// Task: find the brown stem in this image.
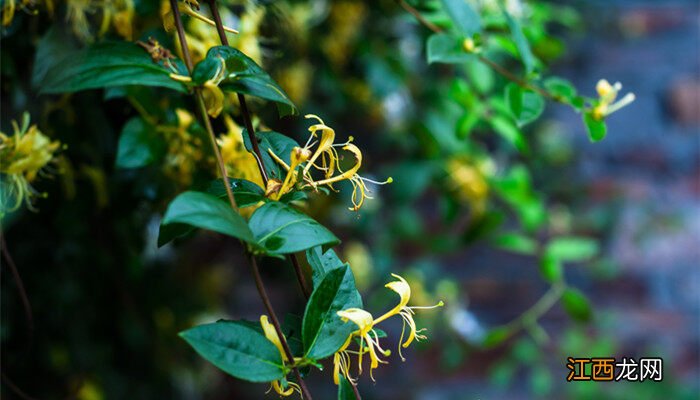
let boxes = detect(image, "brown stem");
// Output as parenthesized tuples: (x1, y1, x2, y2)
(397, 0, 557, 102)
(0, 234, 34, 339)
(205, 0, 311, 300)
(248, 254, 313, 400)
(351, 381, 362, 400)
(170, 2, 312, 397)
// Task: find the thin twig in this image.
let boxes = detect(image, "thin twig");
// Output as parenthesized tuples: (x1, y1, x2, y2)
(351, 380, 362, 400)
(205, 0, 312, 300)
(0, 234, 34, 339)
(170, 2, 312, 398)
(1, 371, 38, 400)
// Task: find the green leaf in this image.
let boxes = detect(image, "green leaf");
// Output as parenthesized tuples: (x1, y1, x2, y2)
(490, 115, 528, 153)
(303, 266, 362, 360)
(503, 12, 536, 74)
(306, 246, 346, 288)
(482, 327, 512, 348)
(492, 233, 537, 255)
(539, 254, 562, 283)
(440, 0, 481, 36)
(39, 41, 188, 94)
(248, 202, 339, 256)
(427, 33, 474, 64)
(242, 130, 299, 181)
(505, 83, 545, 126)
(545, 237, 599, 262)
(338, 375, 357, 400)
(115, 117, 164, 168)
(192, 46, 298, 116)
(207, 178, 266, 208)
(281, 314, 305, 358)
(162, 191, 255, 243)
(583, 112, 607, 142)
(544, 77, 577, 103)
(561, 288, 592, 322)
(157, 223, 194, 247)
(179, 320, 285, 382)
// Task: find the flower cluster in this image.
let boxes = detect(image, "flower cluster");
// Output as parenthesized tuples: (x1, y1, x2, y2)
(268, 114, 392, 211)
(592, 79, 635, 120)
(333, 274, 443, 385)
(0, 113, 62, 215)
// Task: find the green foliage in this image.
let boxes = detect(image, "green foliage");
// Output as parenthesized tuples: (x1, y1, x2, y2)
(427, 33, 474, 64)
(208, 179, 266, 208)
(179, 320, 286, 382)
(584, 112, 608, 142)
(503, 11, 537, 74)
(192, 46, 297, 116)
(115, 117, 164, 168)
(302, 265, 362, 360)
(337, 375, 356, 400)
(243, 130, 299, 181)
(440, 0, 481, 36)
(162, 191, 255, 243)
(38, 41, 188, 94)
(492, 232, 537, 255)
(546, 237, 599, 262)
(248, 202, 339, 256)
(306, 246, 346, 288)
(505, 83, 545, 126)
(561, 288, 593, 322)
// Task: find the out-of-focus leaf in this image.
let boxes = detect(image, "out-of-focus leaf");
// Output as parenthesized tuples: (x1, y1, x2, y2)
(503, 11, 537, 74)
(489, 115, 528, 153)
(39, 42, 188, 94)
(192, 46, 297, 116)
(561, 288, 592, 322)
(492, 232, 537, 255)
(539, 253, 562, 282)
(583, 112, 607, 142)
(505, 83, 545, 126)
(545, 237, 599, 262)
(440, 0, 481, 36)
(427, 33, 474, 64)
(544, 77, 577, 103)
(115, 118, 164, 169)
(179, 320, 285, 382)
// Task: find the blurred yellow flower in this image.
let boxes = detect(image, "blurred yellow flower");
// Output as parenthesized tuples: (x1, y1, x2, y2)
(0, 113, 61, 214)
(218, 115, 264, 188)
(446, 157, 491, 214)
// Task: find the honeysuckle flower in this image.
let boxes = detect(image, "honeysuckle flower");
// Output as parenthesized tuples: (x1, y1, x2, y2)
(592, 79, 635, 120)
(156, 108, 204, 187)
(2, 0, 52, 26)
(0, 113, 61, 215)
(268, 114, 392, 210)
(260, 315, 301, 397)
(445, 157, 491, 214)
(334, 274, 443, 384)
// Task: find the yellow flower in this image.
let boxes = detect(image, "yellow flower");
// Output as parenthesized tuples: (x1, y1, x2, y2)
(269, 114, 392, 210)
(218, 115, 264, 189)
(259, 315, 301, 397)
(157, 109, 204, 187)
(445, 156, 491, 214)
(334, 274, 443, 384)
(592, 79, 635, 120)
(0, 113, 61, 214)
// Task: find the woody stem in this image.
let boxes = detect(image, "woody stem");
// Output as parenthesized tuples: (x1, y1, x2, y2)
(205, 0, 312, 300)
(170, 1, 313, 397)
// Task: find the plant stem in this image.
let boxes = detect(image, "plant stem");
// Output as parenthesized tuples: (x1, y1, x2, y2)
(169, 2, 312, 397)
(0, 233, 33, 339)
(205, 0, 312, 300)
(397, 0, 556, 102)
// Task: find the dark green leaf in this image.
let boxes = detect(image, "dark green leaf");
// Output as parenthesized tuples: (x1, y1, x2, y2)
(207, 178, 266, 208)
(115, 117, 164, 168)
(505, 83, 545, 126)
(303, 266, 362, 360)
(545, 237, 599, 262)
(157, 223, 194, 247)
(561, 288, 592, 322)
(179, 320, 285, 382)
(492, 233, 537, 255)
(39, 42, 188, 94)
(426, 33, 474, 64)
(192, 46, 297, 116)
(503, 12, 536, 74)
(306, 246, 346, 288)
(338, 375, 357, 400)
(162, 191, 255, 243)
(281, 314, 305, 358)
(482, 327, 512, 348)
(248, 202, 339, 256)
(583, 112, 607, 142)
(440, 0, 481, 36)
(242, 130, 299, 181)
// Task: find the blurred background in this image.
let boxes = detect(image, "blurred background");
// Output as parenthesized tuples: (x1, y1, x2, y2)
(1, 0, 698, 399)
